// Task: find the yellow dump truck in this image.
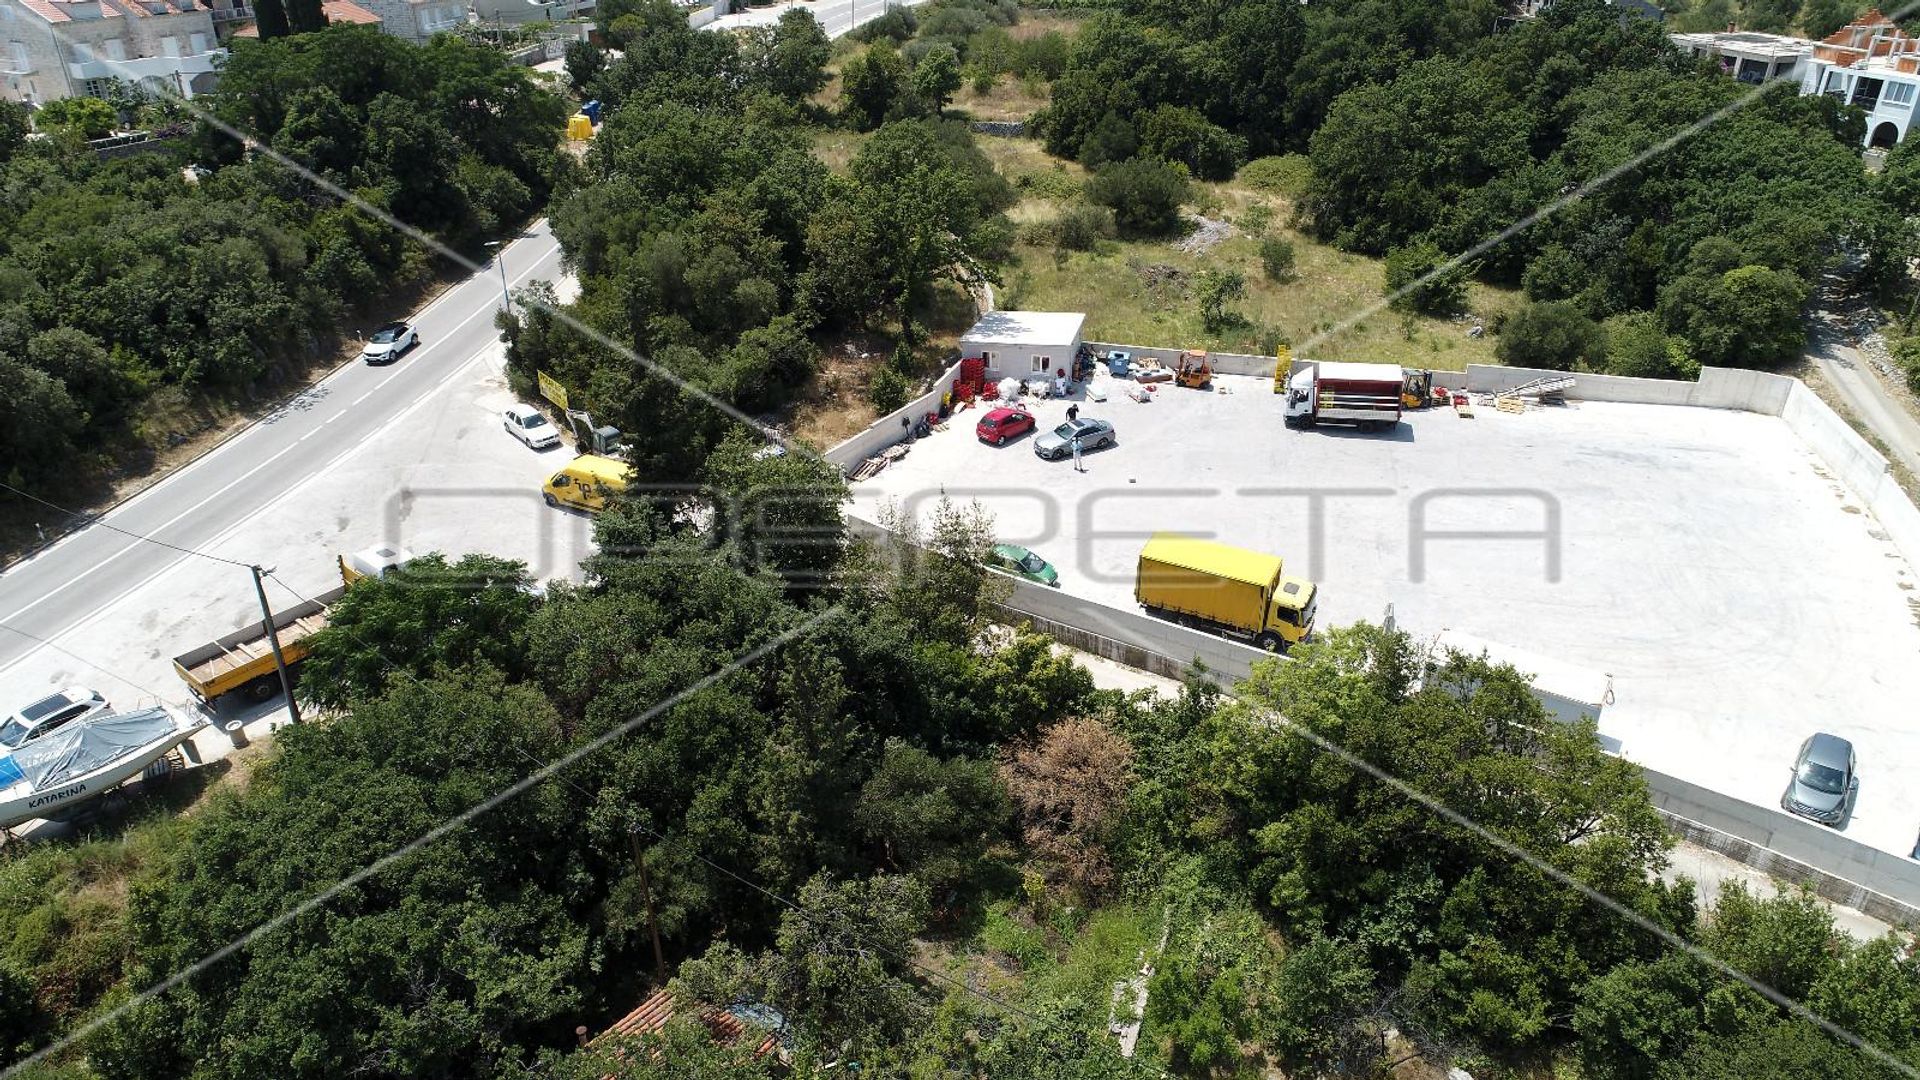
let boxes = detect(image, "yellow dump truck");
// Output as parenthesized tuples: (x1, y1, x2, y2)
(172, 546, 412, 712)
(1134, 533, 1317, 652)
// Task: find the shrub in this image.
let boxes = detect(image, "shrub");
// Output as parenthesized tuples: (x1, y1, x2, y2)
(1079, 112, 1137, 170)
(868, 365, 912, 414)
(1260, 236, 1296, 282)
(1237, 154, 1313, 198)
(1053, 204, 1113, 252)
(1897, 336, 1920, 394)
(1384, 239, 1470, 317)
(1085, 159, 1189, 238)
(1496, 301, 1605, 371)
(1197, 269, 1247, 333)
(850, 5, 916, 42)
(1600, 311, 1697, 380)
(1138, 105, 1246, 182)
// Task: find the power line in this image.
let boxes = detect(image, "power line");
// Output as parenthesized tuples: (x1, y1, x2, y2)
(0, 480, 255, 570)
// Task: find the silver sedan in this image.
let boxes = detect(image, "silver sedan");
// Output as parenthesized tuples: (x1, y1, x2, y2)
(1033, 418, 1116, 461)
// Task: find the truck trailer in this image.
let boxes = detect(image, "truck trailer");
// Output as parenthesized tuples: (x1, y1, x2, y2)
(1283, 360, 1404, 430)
(172, 546, 412, 714)
(1134, 533, 1317, 652)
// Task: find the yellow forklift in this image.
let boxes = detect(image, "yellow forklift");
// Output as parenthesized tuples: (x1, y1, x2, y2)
(1402, 368, 1436, 409)
(1174, 350, 1213, 389)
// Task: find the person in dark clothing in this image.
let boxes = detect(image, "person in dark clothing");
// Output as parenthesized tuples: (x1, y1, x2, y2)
(1066, 404, 1079, 422)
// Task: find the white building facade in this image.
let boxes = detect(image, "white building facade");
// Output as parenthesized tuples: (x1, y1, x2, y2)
(960, 310, 1086, 377)
(3, 0, 223, 105)
(1797, 10, 1920, 149)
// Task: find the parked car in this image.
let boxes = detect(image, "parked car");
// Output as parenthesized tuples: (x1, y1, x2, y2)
(361, 321, 419, 364)
(976, 407, 1035, 445)
(988, 544, 1059, 586)
(1781, 732, 1858, 827)
(503, 405, 561, 449)
(0, 687, 110, 750)
(1033, 418, 1116, 460)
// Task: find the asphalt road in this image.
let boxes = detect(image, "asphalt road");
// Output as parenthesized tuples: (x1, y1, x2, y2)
(0, 0, 912, 685)
(1807, 283, 1920, 479)
(0, 220, 564, 679)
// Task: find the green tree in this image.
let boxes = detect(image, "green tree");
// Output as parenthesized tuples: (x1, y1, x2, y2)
(1138, 104, 1246, 182)
(0, 356, 85, 489)
(299, 553, 537, 711)
(840, 42, 909, 131)
(1573, 952, 1707, 1080)
(1383, 239, 1469, 317)
(1262, 934, 1381, 1074)
(1078, 112, 1138, 169)
(1085, 159, 1189, 238)
(853, 741, 1009, 885)
(1196, 269, 1247, 333)
(564, 39, 607, 95)
(1496, 301, 1606, 370)
(1803, 0, 1864, 38)
(1601, 311, 1698, 380)
(0, 100, 28, 165)
(700, 428, 847, 587)
(33, 97, 115, 139)
(1657, 263, 1809, 370)
(743, 9, 831, 101)
(912, 44, 963, 113)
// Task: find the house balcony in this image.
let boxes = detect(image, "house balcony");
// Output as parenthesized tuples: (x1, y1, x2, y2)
(69, 49, 223, 83)
(209, 3, 254, 19)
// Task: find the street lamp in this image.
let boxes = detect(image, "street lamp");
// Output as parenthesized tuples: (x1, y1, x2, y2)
(483, 239, 513, 315)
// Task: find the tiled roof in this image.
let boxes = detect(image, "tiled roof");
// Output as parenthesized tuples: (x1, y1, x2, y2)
(592, 990, 779, 1076)
(322, 0, 380, 24)
(17, 0, 71, 22)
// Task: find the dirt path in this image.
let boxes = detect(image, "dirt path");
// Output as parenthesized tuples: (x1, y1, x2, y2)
(1808, 271, 1920, 479)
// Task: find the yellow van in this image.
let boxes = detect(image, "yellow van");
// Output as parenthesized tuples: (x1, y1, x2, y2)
(542, 454, 631, 513)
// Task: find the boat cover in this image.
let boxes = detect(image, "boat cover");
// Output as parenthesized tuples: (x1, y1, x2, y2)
(0, 707, 179, 791)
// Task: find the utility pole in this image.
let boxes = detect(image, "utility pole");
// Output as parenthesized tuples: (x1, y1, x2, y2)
(629, 828, 667, 983)
(484, 239, 513, 315)
(250, 565, 302, 725)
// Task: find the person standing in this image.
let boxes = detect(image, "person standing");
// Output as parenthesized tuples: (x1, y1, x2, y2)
(1071, 436, 1084, 472)
(1066, 403, 1079, 423)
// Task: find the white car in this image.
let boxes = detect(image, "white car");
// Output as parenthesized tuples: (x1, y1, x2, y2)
(503, 405, 561, 449)
(361, 321, 419, 364)
(1, 687, 110, 750)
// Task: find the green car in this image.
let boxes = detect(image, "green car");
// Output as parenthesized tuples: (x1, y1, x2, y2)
(989, 544, 1060, 586)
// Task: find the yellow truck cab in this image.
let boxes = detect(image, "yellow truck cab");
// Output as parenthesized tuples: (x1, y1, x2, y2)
(543, 454, 631, 513)
(1134, 533, 1317, 652)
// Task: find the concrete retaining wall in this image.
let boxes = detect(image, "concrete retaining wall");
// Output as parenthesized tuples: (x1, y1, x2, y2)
(822, 361, 965, 469)
(1644, 765, 1920, 925)
(1084, 341, 1277, 378)
(850, 510, 1920, 915)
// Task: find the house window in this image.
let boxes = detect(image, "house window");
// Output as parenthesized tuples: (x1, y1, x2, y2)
(188, 31, 207, 53)
(159, 35, 179, 58)
(1825, 71, 1848, 95)
(1888, 81, 1916, 106)
(6, 41, 27, 73)
(1030, 354, 1051, 373)
(81, 77, 114, 97)
(102, 38, 125, 61)
(70, 41, 93, 63)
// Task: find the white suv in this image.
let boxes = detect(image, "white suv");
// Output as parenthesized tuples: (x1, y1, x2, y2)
(1, 687, 110, 749)
(361, 321, 419, 364)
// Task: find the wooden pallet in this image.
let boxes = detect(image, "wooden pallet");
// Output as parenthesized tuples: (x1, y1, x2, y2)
(1496, 397, 1527, 415)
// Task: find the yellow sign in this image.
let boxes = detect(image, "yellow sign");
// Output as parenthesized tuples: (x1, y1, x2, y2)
(537, 370, 569, 410)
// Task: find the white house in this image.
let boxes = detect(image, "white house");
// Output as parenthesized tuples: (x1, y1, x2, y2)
(1669, 29, 1811, 85)
(1798, 8, 1920, 148)
(959, 310, 1085, 378)
(2, 0, 223, 105)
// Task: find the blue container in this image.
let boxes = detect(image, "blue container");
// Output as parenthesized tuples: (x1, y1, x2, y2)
(580, 99, 603, 124)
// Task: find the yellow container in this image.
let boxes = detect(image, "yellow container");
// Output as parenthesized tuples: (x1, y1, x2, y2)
(567, 113, 594, 141)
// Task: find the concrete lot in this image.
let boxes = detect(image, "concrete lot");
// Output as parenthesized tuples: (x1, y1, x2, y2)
(853, 371, 1920, 862)
(0, 339, 596, 771)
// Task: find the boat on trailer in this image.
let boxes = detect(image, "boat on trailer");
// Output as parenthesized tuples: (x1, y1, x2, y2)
(0, 706, 205, 830)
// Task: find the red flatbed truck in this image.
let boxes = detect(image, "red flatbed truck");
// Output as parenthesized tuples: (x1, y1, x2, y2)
(1282, 360, 1405, 431)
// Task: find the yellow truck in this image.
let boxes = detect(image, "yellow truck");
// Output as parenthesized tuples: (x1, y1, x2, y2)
(172, 547, 412, 712)
(542, 454, 631, 513)
(1134, 533, 1317, 652)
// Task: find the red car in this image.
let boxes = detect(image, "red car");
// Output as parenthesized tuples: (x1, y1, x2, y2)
(975, 407, 1035, 445)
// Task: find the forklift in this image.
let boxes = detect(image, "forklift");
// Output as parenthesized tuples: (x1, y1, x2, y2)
(1174, 350, 1213, 389)
(1401, 368, 1436, 409)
